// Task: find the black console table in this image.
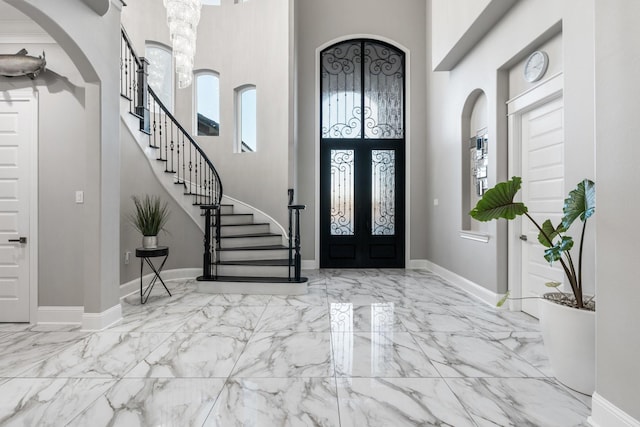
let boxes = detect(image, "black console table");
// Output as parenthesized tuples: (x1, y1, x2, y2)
(136, 246, 171, 304)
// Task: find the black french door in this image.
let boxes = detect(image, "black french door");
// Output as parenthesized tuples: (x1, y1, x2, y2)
(319, 39, 405, 268)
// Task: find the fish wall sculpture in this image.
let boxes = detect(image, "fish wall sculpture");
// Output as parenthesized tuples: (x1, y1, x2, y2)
(0, 49, 46, 79)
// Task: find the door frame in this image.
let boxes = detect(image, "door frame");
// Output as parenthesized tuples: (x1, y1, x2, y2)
(506, 72, 563, 311)
(313, 34, 411, 269)
(0, 89, 39, 323)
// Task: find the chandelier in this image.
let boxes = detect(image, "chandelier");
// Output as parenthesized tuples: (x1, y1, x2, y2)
(163, 0, 202, 88)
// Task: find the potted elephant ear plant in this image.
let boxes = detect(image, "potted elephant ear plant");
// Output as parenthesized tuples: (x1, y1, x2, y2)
(129, 195, 170, 249)
(470, 176, 596, 395)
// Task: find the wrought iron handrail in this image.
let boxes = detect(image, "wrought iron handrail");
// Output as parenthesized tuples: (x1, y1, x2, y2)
(288, 189, 306, 282)
(120, 26, 223, 280)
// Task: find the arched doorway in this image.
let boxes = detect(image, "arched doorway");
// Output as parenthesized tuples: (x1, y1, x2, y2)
(319, 39, 405, 268)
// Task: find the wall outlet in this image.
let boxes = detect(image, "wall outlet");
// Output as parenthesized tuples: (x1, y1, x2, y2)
(433, 198, 439, 206)
(124, 251, 131, 265)
(75, 191, 84, 204)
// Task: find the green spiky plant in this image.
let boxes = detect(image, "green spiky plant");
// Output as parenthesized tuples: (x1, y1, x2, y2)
(470, 177, 595, 310)
(129, 195, 170, 236)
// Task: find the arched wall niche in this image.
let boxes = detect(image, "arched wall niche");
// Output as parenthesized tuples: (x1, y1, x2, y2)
(461, 88, 489, 234)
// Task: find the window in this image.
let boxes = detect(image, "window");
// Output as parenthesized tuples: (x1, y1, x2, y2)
(202, 0, 220, 4)
(145, 43, 173, 112)
(235, 85, 256, 152)
(195, 72, 220, 136)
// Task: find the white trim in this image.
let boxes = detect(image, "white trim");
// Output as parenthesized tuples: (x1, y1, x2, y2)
(589, 392, 640, 427)
(459, 230, 490, 243)
(120, 267, 200, 299)
(81, 304, 122, 331)
(37, 306, 83, 324)
(423, 260, 506, 308)
(406, 259, 430, 269)
(506, 74, 563, 314)
(314, 34, 412, 268)
(301, 260, 317, 270)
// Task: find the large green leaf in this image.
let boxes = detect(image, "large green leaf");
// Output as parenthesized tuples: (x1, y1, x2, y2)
(544, 236, 574, 263)
(562, 179, 595, 229)
(470, 177, 528, 222)
(537, 219, 565, 248)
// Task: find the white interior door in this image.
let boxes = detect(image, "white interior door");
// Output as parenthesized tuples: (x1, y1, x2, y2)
(0, 95, 35, 323)
(520, 96, 564, 318)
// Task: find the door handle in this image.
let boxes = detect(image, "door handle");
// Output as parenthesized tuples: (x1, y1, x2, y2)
(519, 235, 528, 241)
(8, 237, 27, 244)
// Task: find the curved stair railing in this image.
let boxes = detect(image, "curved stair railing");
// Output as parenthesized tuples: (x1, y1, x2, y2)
(120, 26, 305, 284)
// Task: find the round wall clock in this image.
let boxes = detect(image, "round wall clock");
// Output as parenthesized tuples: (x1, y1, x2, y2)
(523, 50, 549, 83)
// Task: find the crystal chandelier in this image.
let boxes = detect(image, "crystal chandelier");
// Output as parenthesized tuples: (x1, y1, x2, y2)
(163, 0, 202, 88)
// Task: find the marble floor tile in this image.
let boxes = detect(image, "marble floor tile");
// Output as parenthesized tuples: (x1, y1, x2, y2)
(446, 377, 591, 426)
(395, 304, 476, 333)
(125, 332, 248, 378)
(255, 305, 330, 332)
(489, 331, 553, 376)
(204, 378, 339, 427)
(109, 303, 198, 333)
(268, 286, 328, 306)
(0, 331, 89, 377)
(178, 305, 265, 339)
(329, 302, 407, 332)
(206, 293, 272, 306)
(67, 378, 225, 427)
(332, 332, 440, 378)
(21, 332, 170, 378)
(412, 332, 544, 378)
(0, 323, 82, 333)
(336, 377, 475, 427)
(453, 304, 540, 332)
(0, 378, 115, 427)
(231, 332, 334, 378)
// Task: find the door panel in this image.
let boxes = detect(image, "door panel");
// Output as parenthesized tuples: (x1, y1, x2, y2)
(520, 97, 564, 317)
(320, 39, 405, 268)
(0, 98, 32, 322)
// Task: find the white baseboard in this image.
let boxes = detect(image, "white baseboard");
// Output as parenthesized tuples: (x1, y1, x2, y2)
(407, 259, 430, 269)
(37, 306, 84, 324)
(589, 392, 640, 427)
(82, 304, 122, 331)
(301, 260, 317, 270)
(120, 268, 201, 299)
(422, 260, 505, 308)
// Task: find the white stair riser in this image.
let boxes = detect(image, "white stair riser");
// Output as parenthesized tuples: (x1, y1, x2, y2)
(220, 205, 234, 215)
(221, 235, 283, 248)
(220, 224, 270, 236)
(219, 249, 289, 262)
(218, 215, 254, 225)
(217, 264, 289, 277)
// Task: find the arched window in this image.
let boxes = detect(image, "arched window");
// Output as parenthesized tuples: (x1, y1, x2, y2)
(145, 43, 173, 112)
(235, 85, 256, 152)
(194, 71, 220, 136)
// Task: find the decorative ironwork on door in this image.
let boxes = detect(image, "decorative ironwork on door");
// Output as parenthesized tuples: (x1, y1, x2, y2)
(320, 39, 405, 268)
(322, 40, 404, 139)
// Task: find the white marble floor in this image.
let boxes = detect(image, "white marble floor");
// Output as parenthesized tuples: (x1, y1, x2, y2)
(0, 269, 591, 426)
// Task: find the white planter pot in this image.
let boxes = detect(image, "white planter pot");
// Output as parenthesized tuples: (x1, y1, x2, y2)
(142, 235, 158, 249)
(539, 295, 595, 395)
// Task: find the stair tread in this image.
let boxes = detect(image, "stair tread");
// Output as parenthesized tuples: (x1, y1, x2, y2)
(218, 245, 288, 251)
(218, 259, 290, 266)
(221, 233, 281, 239)
(198, 275, 308, 284)
(220, 213, 252, 217)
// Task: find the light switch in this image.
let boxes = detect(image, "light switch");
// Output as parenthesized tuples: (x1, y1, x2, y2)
(75, 191, 84, 204)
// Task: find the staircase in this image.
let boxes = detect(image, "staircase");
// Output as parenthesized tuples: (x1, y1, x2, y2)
(120, 27, 307, 293)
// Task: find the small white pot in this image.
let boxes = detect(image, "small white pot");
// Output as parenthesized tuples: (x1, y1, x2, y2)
(539, 295, 595, 395)
(142, 235, 158, 249)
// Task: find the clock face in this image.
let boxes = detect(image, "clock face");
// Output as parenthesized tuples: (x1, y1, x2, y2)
(524, 51, 549, 83)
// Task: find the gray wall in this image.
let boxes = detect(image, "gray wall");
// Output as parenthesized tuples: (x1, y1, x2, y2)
(426, 0, 596, 294)
(295, 0, 428, 264)
(594, 0, 640, 420)
(0, 41, 87, 307)
(120, 121, 202, 284)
